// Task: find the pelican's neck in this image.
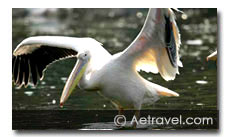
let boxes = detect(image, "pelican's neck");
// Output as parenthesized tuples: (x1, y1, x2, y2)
(78, 62, 101, 91)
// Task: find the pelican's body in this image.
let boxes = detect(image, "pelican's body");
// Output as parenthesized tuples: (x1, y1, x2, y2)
(80, 53, 161, 109)
(13, 8, 182, 127)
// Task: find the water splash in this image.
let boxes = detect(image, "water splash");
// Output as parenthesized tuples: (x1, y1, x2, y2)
(186, 39, 203, 45)
(196, 103, 204, 106)
(24, 91, 34, 96)
(195, 80, 208, 85)
(50, 86, 56, 89)
(52, 99, 56, 104)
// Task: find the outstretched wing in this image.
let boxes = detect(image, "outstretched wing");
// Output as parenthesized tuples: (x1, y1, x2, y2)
(12, 36, 108, 87)
(119, 8, 183, 81)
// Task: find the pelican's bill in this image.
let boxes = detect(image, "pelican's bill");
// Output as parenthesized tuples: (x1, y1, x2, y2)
(60, 59, 88, 107)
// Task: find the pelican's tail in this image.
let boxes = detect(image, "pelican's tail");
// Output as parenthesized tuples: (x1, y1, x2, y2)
(146, 81, 179, 97)
(156, 86, 179, 97)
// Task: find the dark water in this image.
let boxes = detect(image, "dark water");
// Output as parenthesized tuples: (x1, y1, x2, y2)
(13, 110, 218, 130)
(12, 8, 217, 129)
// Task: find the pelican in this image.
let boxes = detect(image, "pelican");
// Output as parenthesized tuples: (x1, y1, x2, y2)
(13, 8, 182, 127)
(207, 50, 217, 62)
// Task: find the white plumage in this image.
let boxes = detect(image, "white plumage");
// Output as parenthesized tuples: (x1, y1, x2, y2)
(13, 8, 182, 127)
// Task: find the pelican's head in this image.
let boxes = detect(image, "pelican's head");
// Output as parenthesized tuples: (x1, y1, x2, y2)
(78, 51, 91, 61)
(60, 51, 91, 107)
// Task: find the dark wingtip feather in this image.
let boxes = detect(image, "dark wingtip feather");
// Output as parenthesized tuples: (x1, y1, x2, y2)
(12, 56, 16, 72)
(12, 56, 17, 83)
(165, 16, 177, 68)
(30, 58, 38, 86)
(18, 57, 25, 86)
(24, 56, 30, 87)
(15, 56, 21, 85)
(13, 46, 78, 87)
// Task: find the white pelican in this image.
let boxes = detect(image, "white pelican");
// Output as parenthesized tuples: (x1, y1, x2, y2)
(207, 50, 217, 61)
(13, 8, 182, 127)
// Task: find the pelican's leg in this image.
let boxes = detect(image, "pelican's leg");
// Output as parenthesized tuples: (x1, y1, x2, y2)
(132, 110, 140, 128)
(118, 106, 125, 123)
(111, 101, 125, 127)
(111, 101, 124, 116)
(115, 105, 125, 127)
(118, 106, 124, 115)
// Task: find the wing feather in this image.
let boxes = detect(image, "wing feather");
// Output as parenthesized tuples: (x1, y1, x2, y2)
(12, 37, 82, 87)
(13, 45, 77, 87)
(13, 36, 110, 87)
(119, 8, 182, 81)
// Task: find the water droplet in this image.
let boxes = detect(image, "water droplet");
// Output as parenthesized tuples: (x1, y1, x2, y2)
(47, 93, 51, 97)
(31, 86, 36, 89)
(192, 69, 196, 73)
(196, 103, 204, 106)
(52, 99, 56, 104)
(103, 104, 106, 108)
(108, 11, 115, 17)
(50, 86, 56, 89)
(117, 19, 125, 28)
(197, 57, 201, 61)
(15, 87, 20, 90)
(61, 77, 67, 83)
(24, 91, 33, 96)
(201, 67, 205, 70)
(186, 39, 203, 46)
(196, 80, 208, 85)
(136, 12, 143, 18)
(41, 81, 46, 85)
(199, 46, 209, 51)
(188, 51, 201, 57)
(181, 13, 188, 20)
